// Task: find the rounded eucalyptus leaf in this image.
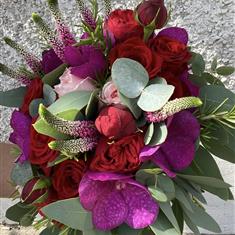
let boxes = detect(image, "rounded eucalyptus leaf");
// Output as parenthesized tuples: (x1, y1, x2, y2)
(112, 58, 149, 98)
(149, 122, 168, 146)
(43, 84, 57, 105)
(137, 84, 175, 112)
(29, 98, 46, 118)
(144, 123, 154, 145)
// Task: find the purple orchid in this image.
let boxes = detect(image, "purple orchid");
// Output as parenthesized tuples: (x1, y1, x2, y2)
(79, 171, 159, 231)
(64, 45, 106, 79)
(9, 110, 31, 163)
(41, 49, 63, 74)
(140, 111, 200, 178)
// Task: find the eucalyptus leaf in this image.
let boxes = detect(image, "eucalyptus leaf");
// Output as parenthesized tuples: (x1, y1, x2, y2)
(172, 201, 184, 233)
(149, 187, 168, 202)
(201, 72, 224, 86)
(137, 84, 174, 112)
(216, 66, 235, 76)
(43, 84, 57, 105)
(11, 161, 33, 186)
(85, 89, 99, 119)
(119, 92, 142, 119)
(188, 74, 207, 87)
(157, 175, 175, 201)
(191, 53, 205, 76)
(144, 123, 154, 145)
(112, 58, 149, 98)
(29, 98, 47, 118)
(149, 122, 168, 146)
(184, 213, 201, 235)
(42, 63, 67, 86)
(148, 77, 167, 85)
(0, 87, 27, 107)
(41, 198, 93, 230)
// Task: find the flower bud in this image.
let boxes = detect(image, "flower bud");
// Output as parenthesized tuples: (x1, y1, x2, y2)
(21, 177, 51, 204)
(136, 0, 167, 29)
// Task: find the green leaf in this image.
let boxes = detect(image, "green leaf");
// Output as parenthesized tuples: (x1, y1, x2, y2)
(149, 187, 168, 202)
(43, 84, 57, 105)
(201, 72, 224, 86)
(159, 202, 180, 233)
(47, 90, 92, 114)
(6, 202, 36, 223)
(149, 122, 168, 146)
(33, 109, 81, 139)
(177, 174, 231, 189)
(112, 224, 142, 235)
(191, 53, 205, 76)
(119, 92, 142, 119)
(39, 226, 61, 235)
(172, 201, 184, 233)
(137, 84, 174, 112)
(157, 175, 175, 201)
(150, 212, 181, 235)
(0, 87, 27, 107)
(112, 58, 149, 98)
(148, 77, 167, 85)
(41, 198, 93, 230)
(85, 89, 99, 119)
(10, 161, 33, 186)
(181, 199, 221, 233)
(29, 98, 47, 118)
(216, 66, 235, 76)
(184, 213, 201, 235)
(188, 74, 207, 87)
(20, 213, 35, 227)
(211, 57, 217, 72)
(144, 123, 154, 145)
(83, 230, 112, 235)
(42, 63, 68, 86)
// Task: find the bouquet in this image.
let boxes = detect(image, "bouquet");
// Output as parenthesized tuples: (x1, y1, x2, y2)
(0, 0, 234, 234)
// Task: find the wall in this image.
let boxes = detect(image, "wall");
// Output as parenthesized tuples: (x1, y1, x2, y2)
(0, 0, 234, 234)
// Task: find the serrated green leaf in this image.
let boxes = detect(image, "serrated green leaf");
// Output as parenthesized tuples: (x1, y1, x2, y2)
(144, 123, 154, 145)
(0, 87, 27, 107)
(11, 161, 33, 186)
(112, 58, 149, 98)
(42, 63, 67, 86)
(192, 54, 205, 76)
(41, 198, 93, 231)
(216, 66, 235, 76)
(149, 122, 168, 146)
(137, 84, 174, 112)
(119, 92, 142, 119)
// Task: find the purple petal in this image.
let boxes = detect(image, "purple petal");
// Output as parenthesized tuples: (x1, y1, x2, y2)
(92, 191, 127, 231)
(87, 171, 132, 182)
(157, 27, 189, 45)
(64, 46, 86, 66)
(79, 174, 113, 210)
(122, 184, 158, 229)
(140, 146, 160, 162)
(179, 71, 199, 97)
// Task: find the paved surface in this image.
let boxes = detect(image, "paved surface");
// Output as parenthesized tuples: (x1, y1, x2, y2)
(0, 0, 234, 234)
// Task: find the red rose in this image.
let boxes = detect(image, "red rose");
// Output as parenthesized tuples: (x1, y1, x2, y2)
(109, 37, 162, 78)
(20, 78, 43, 115)
(159, 71, 191, 99)
(137, 0, 167, 29)
(52, 160, 86, 199)
(89, 133, 144, 173)
(149, 36, 191, 76)
(29, 122, 58, 165)
(105, 9, 143, 43)
(95, 106, 136, 139)
(21, 177, 50, 204)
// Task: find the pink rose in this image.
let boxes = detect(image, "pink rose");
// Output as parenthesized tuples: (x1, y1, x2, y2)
(100, 81, 121, 105)
(54, 68, 96, 97)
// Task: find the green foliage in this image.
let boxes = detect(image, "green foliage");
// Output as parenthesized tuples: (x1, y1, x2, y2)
(39, 226, 62, 235)
(157, 175, 175, 201)
(191, 53, 205, 76)
(112, 58, 149, 98)
(112, 224, 143, 235)
(216, 66, 235, 76)
(211, 57, 218, 72)
(11, 161, 33, 186)
(147, 122, 168, 146)
(85, 89, 99, 119)
(41, 198, 93, 231)
(0, 87, 27, 107)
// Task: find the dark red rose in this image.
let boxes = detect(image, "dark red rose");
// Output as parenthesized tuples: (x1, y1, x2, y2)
(29, 122, 58, 165)
(20, 78, 43, 115)
(21, 177, 50, 204)
(149, 35, 191, 76)
(105, 9, 143, 43)
(52, 160, 86, 199)
(109, 37, 162, 78)
(159, 71, 191, 99)
(95, 106, 136, 139)
(89, 133, 144, 173)
(137, 0, 167, 28)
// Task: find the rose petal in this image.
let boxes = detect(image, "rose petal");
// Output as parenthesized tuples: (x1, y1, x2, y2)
(79, 174, 113, 210)
(87, 171, 132, 182)
(92, 191, 127, 231)
(157, 27, 189, 45)
(122, 184, 158, 229)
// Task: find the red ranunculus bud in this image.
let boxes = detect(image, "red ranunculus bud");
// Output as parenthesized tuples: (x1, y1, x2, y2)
(137, 0, 168, 29)
(21, 177, 51, 204)
(95, 106, 137, 140)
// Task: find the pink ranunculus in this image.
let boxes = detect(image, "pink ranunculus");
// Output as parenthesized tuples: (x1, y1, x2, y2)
(100, 81, 121, 105)
(54, 68, 96, 97)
